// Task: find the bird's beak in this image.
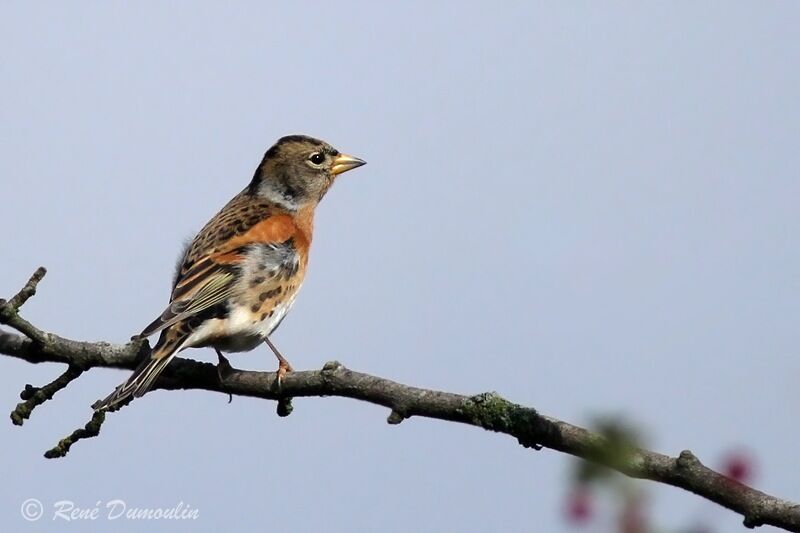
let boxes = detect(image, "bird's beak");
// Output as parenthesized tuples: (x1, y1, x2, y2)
(331, 153, 366, 176)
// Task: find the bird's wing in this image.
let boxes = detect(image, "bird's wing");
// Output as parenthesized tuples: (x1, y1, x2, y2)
(140, 191, 301, 338)
(172, 191, 277, 286)
(139, 259, 238, 337)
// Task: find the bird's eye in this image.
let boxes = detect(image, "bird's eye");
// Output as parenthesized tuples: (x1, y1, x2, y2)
(309, 153, 325, 165)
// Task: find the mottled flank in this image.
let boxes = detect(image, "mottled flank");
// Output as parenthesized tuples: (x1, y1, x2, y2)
(259, 288, 281, 301)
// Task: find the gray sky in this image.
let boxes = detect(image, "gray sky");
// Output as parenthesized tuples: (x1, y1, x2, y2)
(1, 2, 798, 532)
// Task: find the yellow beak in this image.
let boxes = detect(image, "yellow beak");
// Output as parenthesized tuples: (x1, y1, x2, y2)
(331, 153, 367, 176)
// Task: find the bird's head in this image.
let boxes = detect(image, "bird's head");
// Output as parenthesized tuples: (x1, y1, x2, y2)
(249, 135, 366, 209)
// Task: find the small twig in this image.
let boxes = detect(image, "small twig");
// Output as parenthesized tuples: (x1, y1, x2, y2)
(11, 365, 84, 426)
(44, 410, 108, 459)
(387, 410, 405, 424)
(0, 269, 50, 344)
(7, 267, 46, 310)
(48, 394, 132, 458)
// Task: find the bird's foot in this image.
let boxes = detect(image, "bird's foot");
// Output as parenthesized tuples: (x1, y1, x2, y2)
(265, 336, 293, 388)
(215, 349, 234, 382)
(276, 358, 294, 388)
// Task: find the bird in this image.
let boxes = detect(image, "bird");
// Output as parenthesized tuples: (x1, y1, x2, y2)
(93, 134, 366, 410)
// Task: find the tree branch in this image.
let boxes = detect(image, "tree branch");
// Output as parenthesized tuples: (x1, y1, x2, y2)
(11, 364, 84, 426)
(1, 269, 798, 531)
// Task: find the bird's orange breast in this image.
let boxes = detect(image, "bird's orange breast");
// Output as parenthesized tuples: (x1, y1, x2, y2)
(212, 209, 313, 266)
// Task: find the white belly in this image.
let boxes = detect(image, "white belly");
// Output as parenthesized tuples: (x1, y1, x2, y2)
(183, 290, 300, 353)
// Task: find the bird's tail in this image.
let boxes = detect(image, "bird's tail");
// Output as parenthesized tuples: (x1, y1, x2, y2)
(93, 331, 186, 411)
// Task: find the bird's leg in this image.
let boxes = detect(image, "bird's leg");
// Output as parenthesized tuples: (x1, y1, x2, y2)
(215, 348, 234, 382)
(265, 336, 293, 386)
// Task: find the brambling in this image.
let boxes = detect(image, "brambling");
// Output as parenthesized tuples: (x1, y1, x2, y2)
(94, 135, 366, 410)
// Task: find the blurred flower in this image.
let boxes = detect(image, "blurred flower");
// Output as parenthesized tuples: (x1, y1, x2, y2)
(565, 486, 593, 524)
(720, 450, 755, 484)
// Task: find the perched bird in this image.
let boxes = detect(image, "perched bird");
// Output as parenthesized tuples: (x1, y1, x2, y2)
(94, 135, 366, 410)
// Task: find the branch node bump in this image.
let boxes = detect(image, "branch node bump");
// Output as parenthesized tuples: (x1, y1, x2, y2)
(322, 360, 343, 372)
(517, 437, 543, 451)
(387, 409, 406, 425)
(676, 449, 700, 470)
(20, 384, 39, 400)
(277, 397, 293, 417)
(743, 514, 763, 529)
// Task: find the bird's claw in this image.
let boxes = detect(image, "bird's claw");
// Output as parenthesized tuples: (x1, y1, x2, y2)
(216, 349, 234, 382)
(276, 359, 293, 388)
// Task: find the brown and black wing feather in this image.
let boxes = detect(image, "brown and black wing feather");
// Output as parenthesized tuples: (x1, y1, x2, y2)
(174, 191, 280, 282)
